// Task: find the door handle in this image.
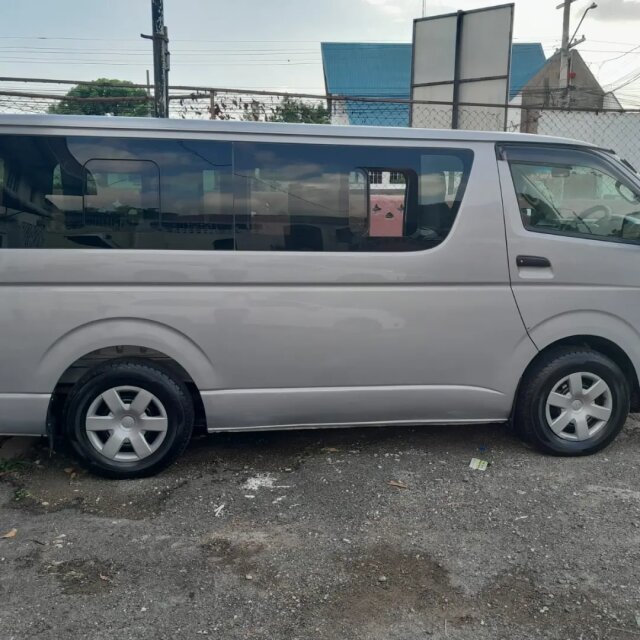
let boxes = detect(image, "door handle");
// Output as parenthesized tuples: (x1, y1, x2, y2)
(516, 255, 551, 268)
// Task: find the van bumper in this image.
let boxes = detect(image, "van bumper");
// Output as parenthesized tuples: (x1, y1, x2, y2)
(0, 394, 50, 436)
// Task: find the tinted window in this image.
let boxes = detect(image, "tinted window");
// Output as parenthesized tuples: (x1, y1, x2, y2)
(0, 157, 4, 247)
(0, 135, 233, 249)
(67, 159, 159, 248)
(0, 135, 472, 252)
(233, 142, 473, 252)
(506, 146, 640, 244)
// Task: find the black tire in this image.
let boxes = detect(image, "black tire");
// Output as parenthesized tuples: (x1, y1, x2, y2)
(515, 347, 630, 456)
(63, 359, 194, 479)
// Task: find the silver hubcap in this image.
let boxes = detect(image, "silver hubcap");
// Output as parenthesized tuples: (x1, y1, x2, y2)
(545, 372, 613, 442)
(85, 386, 168, 462)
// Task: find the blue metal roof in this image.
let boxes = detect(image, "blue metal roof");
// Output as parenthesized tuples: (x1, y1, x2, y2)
(509, 43, 546, 97)
(321, 43, 413, 98)
(321, 42, 546, 126)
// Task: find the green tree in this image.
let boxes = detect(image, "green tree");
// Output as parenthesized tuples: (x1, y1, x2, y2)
(267, 97, 330, 124)
(48, 78, 150, 117)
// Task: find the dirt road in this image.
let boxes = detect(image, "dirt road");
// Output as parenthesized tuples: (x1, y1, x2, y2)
(1, 419, 639, 639)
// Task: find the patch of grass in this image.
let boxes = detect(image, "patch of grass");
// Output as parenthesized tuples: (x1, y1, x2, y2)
(0, 459, 29, 474)
(13, 487, 30, 501)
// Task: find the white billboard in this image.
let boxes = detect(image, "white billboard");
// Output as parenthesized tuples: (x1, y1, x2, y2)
(410, 3, 514, 130)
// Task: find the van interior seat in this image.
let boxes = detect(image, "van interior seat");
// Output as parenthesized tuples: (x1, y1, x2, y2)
(418, 172, 453, 236)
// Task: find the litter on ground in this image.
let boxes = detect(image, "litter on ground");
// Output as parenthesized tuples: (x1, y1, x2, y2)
(469, 458, 489, 471)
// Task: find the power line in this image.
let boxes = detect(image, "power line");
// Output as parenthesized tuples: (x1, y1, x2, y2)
(0, 58, 322, 66)
(0, 52, 322, 59)
(578, 48, 640, 55)
(609, 71, 640, 92)
(604, 64, 640, 87)
(1, 34, 624, 44)
(0, 46, 321, 54)
(0, 36, 393, 43)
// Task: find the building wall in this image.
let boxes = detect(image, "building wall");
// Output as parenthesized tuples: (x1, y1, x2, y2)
(521, 51, 605, 110)
(330, 100, 350, 126)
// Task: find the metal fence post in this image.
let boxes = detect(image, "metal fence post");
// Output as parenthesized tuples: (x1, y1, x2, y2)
(209, 90, 216, 119)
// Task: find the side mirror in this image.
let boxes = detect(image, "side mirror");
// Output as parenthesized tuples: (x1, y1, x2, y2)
(616, 180, 640, 204)
(621, 215, 640, 241)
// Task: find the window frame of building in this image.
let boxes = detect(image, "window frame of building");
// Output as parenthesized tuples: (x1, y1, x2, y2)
(368, 170, 383, 185)
(389, 170, 406, 185)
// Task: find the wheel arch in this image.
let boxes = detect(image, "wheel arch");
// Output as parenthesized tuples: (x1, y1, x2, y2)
(514, 334, 640, 415)
(40, 318, 216, 437)
(38, 317, 216, 391)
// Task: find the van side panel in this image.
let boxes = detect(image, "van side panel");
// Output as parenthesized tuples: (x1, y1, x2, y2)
(0, 137, 535, 434)
(498, 157, 640, 383)
(0, 395, 50, 436)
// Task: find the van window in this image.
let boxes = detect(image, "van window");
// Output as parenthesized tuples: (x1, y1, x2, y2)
(0, 134, 472, 252)
(77, 159, 160, 248)
(0, 157, 4, 247)
(0, 135, 233, 250)
(506, 147, 640, 243)
(367, 169, 408, 239)
(233, 142, 473, 251)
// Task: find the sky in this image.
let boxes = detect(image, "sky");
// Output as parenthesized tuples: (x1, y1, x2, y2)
(2, 0, 640, 105)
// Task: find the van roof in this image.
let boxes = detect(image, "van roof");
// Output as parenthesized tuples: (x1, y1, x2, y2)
(0, 113, 594, 148)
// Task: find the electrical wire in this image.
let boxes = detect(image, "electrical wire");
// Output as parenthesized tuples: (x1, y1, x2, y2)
(0, 61, 322, 67)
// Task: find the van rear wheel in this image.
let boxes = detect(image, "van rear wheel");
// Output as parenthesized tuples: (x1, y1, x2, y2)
(64, 359, 194, 479)
(515, 347, 629, 456)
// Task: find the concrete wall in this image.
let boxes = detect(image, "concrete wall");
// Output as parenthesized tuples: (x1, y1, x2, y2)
(521, 51, 605, 110)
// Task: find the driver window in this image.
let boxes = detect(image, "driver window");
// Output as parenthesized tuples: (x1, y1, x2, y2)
(509, 159, 640, 242)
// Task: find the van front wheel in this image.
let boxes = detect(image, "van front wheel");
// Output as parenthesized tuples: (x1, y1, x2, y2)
(64, 360, 194, 478)
(515, 347, 630, 456)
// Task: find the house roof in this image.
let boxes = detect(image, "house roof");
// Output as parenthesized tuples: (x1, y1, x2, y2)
(321, 41, 546, 100)
(523, 49, 604, 94)
(321, 43, 413, 98)
(509, 43, 547, 97)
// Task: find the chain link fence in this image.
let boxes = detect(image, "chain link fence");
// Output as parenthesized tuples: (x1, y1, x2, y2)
(0, 91, 58, 115)
(1, 78, 640, 166)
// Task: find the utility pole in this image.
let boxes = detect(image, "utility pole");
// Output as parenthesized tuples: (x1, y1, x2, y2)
(556, 1, 597, 107)
(141, 0, 170, 118)
(557, 0, 575, 99)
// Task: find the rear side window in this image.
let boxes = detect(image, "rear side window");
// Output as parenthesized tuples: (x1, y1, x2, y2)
(504, 145, 640, 244)
(0, 135, 233, 250)
(233, 142, 473, 251)
(0, 157, 4, 248)
(0, 134, 472, 252)
(64, 160, 159, 248)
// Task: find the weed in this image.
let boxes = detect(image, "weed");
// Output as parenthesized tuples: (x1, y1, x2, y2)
(0, 459, 29, 474)
(13, 487, 30, 501)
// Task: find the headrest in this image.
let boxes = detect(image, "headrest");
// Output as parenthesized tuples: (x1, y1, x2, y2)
(420, 172, 447, 205)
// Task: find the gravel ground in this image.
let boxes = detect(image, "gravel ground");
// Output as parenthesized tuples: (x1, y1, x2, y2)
(1, 418, 640, 640)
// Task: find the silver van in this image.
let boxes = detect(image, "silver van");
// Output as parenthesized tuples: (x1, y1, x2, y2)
(1, 114, 639, 478)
